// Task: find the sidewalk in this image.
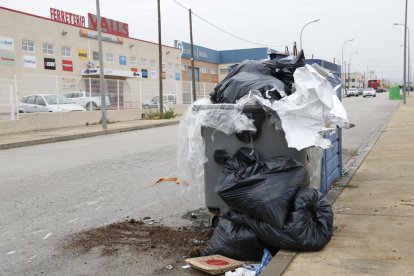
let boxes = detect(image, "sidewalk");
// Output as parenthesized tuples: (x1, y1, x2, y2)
(0, 117, 181, 150)
(275, 100, 414, 275)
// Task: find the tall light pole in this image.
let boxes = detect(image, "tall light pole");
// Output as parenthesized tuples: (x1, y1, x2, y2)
(157, 0, 163, 116)
(366, 59, 374, 87)
(394, 22, 411, 95)
(299, 19, 320, 50)
(348, 51, 358, 89)
(96, 0, 107, 130)
(341, 39, 354, 95)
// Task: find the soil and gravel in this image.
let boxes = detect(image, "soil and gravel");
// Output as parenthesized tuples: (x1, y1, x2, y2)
(63, 208, 215, 275)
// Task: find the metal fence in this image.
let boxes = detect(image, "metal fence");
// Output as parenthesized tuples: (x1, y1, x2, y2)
(0, 74, 217, 120)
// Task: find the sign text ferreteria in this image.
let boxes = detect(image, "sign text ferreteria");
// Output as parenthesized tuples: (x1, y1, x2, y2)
(50, 8, 85, 27)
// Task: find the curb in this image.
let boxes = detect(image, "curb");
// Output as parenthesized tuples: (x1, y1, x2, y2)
(0, 120, 180, 150)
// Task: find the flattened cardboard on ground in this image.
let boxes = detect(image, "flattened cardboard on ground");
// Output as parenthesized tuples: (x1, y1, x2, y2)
(185, 255, 244, 275)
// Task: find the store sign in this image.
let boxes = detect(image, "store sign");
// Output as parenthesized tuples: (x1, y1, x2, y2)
(0, 36, 14, 51)
(50, 7, 85, 27)
(62, 60, 73, 71)
(88, 13, 129, 38)
(174, 40, 219, 64)
(81, 67, 140, 78)
(23, 55, 37, 68)
(131, 67, 137, 72)
(175, 73, 181, 81)
(119, 55, 126, 65)
(44, 58, 56, 70)
(0, 51, 15, 66)
(78, 49, 88, 60)
(79, 29, 123, 44)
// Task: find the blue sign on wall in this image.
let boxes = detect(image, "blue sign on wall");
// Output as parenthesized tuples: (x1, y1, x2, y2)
(175, 73, 180, 80)
(174, 40, 219, 64)
(119, 55, 126, 65)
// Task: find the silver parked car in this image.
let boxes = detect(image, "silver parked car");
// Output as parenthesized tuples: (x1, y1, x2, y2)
(64, 91, 111, 111)
(142, 94, 176, 109)
(363, 87, 377, 97)
(347, 88, 358, 97)
(18, 94, 86, 113)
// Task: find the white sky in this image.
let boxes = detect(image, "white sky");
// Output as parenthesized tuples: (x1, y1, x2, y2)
(0, 0, 412, 82)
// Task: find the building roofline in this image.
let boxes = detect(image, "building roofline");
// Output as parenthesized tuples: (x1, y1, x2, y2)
(0, 5, 178, 50)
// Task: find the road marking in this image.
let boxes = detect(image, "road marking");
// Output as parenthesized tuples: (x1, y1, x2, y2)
(42, 233, 52, 240)
(6, 251, 16, 255)
(23, 229, 47, 236)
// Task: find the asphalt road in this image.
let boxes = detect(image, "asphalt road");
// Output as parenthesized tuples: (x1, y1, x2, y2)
(341, 92, 400, 166)
(0, 92, 401, 275)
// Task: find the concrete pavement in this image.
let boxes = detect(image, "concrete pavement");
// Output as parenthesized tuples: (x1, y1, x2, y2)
(1, 100, 413, 275)
(274, 99, 414, 275)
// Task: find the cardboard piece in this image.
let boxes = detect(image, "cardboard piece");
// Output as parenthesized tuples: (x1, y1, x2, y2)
(185, 255, 244, 275)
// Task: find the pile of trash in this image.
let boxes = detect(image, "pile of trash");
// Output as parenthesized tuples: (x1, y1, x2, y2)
(202, 148, 333, 261)
(177, 51, 348, 270)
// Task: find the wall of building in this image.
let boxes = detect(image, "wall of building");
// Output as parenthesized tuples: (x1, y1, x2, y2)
(0, 7, 183, 112)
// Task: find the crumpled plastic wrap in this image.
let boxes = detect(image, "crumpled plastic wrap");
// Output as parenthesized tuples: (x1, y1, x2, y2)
(265, 64, 349, 150)
(177, 98, 256, 189)
(177, 64, 349, 189)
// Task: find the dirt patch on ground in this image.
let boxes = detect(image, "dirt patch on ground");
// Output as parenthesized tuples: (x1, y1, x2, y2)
(64, 209, 213, 260)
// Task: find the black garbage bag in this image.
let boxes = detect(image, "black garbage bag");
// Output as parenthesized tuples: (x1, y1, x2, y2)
(215, 147, 306, 228)
(210, 59, 286, 103)
(201, 216, 265, 261)
(275, 50, 306, 95)
(211, 72, 285, 104)
(224, 188, 334, 251)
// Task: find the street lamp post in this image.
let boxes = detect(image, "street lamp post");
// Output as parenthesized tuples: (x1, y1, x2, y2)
(341, 39, 354, 95)
(394, 22, 411, 94)
(299, 19, 320, 50)
(348, 51, 358, 90)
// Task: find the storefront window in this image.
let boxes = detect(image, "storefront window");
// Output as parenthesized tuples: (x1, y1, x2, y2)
(22, 39, 34, 52)
(93, 51, 99, 61)
(61, 46, 71, 57)
(43, 43, 54, 55)
(106, 53, 114, 63)
(151, 59, 156, 68)
(130, 57, 137, 67)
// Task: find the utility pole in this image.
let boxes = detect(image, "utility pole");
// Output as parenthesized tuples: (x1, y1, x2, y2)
(189, 9, 196, 102)
(157, 0, 164, 116)
(96, 0, 107, 130)
(402, 0, 408, 104)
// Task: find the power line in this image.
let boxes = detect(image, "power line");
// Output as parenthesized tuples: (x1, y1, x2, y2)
(171, 0, 291, 49)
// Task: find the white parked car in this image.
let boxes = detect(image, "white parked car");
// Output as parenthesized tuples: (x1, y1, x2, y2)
(347, 88, 358, 97)
(142, 94, 176, 109)
(18, 94, 86, 113)
(363, 87, 377, 97)
(64, 91, 111, 111)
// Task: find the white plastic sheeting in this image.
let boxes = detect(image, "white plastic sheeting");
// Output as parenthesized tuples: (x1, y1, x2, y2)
(177, 64, 349, 189)
(177, 97, 256, 191)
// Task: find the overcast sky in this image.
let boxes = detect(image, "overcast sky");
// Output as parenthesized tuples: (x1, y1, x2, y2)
(0, 0, 411, 82)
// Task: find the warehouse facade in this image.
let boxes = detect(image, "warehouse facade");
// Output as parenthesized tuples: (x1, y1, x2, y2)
(0, 6, 182, 112)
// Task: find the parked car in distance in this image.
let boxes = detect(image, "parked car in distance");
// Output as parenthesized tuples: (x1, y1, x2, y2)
(18, 94, 86, 113)
(357, 87, 364, 95)
(363, 87, 377, 97)
(376, 87, 387, 93)
(64, 91, 111, 111)
(347, 88, 358, 97)
(142, 94, 176, 108)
